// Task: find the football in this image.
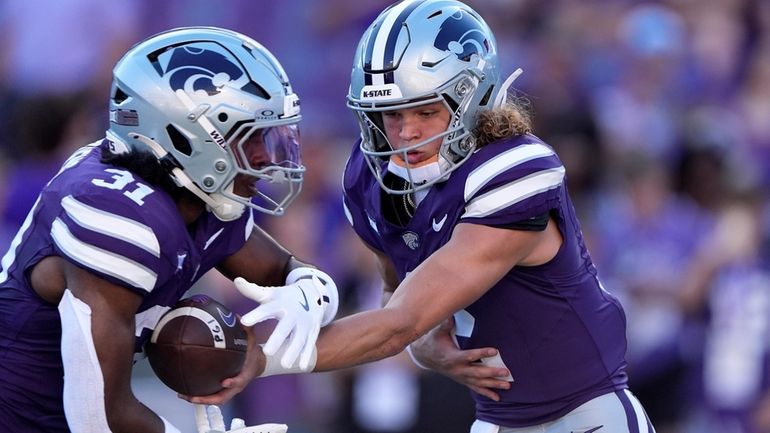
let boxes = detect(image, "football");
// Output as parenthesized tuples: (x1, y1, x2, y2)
(145, 295, 248, 396)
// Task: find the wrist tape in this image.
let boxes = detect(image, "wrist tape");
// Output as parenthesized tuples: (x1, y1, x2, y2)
(259, 343, 317, 377)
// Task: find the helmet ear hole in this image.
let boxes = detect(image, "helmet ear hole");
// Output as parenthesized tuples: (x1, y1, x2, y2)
(479, 85, 494, 107)
(113, 86, 129, 104)
(166, 125, 192, 156)
(442, 94, 459, 112)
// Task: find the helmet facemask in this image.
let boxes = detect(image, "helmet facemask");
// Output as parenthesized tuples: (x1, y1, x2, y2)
(350, 70, 483, 195)
(222, 123, 304, 216)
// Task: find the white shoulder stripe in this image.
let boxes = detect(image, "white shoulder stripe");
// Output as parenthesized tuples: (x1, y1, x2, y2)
(51, 218, 158, 292)
(464, 144, 555, 201)
(462, 167, 565, 218)
(61, 195, 160, 258)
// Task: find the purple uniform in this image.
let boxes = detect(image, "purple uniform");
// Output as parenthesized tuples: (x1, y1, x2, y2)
(0, 141, 253, 432)
(343, 134, 629, 427)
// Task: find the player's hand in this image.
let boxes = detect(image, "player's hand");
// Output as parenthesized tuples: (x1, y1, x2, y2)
(195, 404, 287, 433)
(235, 269, 336, 370)
(409, 318, 512, 402)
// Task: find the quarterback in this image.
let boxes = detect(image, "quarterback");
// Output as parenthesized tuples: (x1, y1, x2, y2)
(210, 1, 658, 433)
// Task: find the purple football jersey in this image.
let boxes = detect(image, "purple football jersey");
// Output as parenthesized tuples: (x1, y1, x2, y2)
(0, 141, 253, 432)
(343, 134, 628, 427)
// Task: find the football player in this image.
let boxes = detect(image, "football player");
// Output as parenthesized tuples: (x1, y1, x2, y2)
(0, 27, 338, 433)
(210, 1, 657, 432)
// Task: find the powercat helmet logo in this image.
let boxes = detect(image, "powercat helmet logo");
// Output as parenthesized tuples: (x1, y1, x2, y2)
(162, 45, 245, 95)
(434, 10, 490, 62)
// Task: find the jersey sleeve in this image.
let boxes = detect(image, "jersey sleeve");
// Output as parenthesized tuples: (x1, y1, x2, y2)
(460, 141, 565, 227)
(192, 206, 254, 273)
(342, 143, 385, 252)
(47, 177, 178, 296)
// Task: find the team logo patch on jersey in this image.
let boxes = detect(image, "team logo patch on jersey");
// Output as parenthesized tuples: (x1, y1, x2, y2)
(401, 231, 420, 250)
(434, 10, 490, 62)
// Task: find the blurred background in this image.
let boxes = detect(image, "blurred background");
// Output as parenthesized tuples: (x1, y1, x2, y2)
(2, 0, 770, 432)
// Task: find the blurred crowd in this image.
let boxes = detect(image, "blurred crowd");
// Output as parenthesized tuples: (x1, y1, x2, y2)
(2, 0, 770, 432)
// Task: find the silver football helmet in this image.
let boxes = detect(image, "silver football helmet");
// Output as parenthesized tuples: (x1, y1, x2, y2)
(347, 0, 500, 194)
(108, 26, 303, 219)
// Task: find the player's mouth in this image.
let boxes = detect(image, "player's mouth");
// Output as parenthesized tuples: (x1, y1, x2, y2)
(245, 177, 259, 196)
(233, 174, 259, 198)
(406, 150, 424, 164)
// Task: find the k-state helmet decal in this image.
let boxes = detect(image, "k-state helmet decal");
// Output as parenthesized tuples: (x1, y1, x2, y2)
(163, 45, 244, 96)
(434, 10, 490, 62)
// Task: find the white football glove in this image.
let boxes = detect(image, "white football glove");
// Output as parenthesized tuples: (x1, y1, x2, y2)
(195, 404, 287, 433)
(235, 267, 338, 371)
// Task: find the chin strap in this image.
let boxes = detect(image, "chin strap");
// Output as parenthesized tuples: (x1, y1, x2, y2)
(128, 133, 244, 221)
(493, 68, 524, 109)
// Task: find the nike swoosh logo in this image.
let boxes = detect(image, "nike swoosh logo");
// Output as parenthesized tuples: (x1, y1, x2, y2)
(432, 214, 448, 232)
(298, 287, 310, 311)
(216, 307, 236, 327)
(571, 426, 604, 433)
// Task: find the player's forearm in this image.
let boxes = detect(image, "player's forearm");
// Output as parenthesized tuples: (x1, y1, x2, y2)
(312, 307, 417, 371)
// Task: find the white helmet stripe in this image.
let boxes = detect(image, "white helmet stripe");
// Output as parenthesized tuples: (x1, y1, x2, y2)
(371, 0, 416, 69)
(368, 0, 426, 86)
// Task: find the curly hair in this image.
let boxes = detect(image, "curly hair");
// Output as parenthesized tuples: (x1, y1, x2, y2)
(474, 98, 533, 147)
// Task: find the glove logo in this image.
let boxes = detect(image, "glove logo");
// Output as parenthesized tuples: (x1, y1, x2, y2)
(298, 287, 310, 311)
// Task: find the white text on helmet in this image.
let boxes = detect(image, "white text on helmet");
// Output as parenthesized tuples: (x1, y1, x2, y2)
(359, 84, 403, 101)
